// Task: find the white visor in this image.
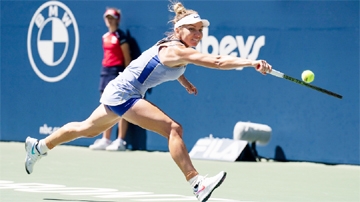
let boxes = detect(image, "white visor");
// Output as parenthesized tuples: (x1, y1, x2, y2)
(174, 14, 210, 28)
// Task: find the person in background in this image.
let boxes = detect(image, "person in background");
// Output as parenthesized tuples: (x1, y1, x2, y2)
(89, 7, 132, 151)
(24, 1, 272, 201)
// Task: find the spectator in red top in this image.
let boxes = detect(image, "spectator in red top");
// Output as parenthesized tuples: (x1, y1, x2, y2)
(89, 7, 132, 151)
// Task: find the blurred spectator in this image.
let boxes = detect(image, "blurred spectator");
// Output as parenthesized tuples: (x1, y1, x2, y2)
(89, 7, 131, 151)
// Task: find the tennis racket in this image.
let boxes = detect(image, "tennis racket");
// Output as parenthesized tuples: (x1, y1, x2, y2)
(269, 69, 342, 99)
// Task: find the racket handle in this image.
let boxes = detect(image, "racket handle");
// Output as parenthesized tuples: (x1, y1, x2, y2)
(269, 69, 284, 78)
(256, 64, 283, 78)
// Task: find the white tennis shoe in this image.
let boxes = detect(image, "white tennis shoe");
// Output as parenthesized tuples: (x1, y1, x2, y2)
(25, 136, 47, 174)
(89, 138, 111, 150)
(106, 139, 126, 151)
(192, 171, 227, 202)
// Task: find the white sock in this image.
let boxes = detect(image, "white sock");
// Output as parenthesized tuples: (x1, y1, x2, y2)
(36, 139, 49, 154)
(188, 175, 199, 186)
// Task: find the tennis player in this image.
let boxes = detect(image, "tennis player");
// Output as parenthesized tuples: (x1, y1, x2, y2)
(25, 1, 272, 201)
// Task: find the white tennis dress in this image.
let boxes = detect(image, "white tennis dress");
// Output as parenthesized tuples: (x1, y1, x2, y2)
(100, 39, 187, 106)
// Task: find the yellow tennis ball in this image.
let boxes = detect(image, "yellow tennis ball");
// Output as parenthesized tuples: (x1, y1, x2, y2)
(301, 70, 315, 83)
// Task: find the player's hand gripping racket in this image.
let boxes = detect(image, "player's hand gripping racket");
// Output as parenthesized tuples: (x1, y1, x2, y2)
(268, 69, 342, 99)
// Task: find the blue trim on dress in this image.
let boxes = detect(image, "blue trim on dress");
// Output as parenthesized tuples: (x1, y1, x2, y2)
(138, 55, 160, 84)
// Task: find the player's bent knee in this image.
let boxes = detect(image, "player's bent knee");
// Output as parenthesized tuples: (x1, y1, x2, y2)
(170, 122, 183, 138)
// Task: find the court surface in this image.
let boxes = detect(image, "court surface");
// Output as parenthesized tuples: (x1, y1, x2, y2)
(1, 141, 359, 202)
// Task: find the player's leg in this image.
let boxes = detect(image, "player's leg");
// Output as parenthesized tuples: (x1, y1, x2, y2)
(25, 104, 120, 174)
(45, 104, 120, 148)
(122, 99, 197, 179)
(89, 68, 118, 150)
(122, 99, 226, 202)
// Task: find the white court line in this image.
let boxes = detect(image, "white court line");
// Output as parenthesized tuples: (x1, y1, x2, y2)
(0, 180, 240, 201)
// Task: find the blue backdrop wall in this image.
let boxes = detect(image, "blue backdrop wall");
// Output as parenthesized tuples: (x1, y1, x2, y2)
(1, 0, 359, 165)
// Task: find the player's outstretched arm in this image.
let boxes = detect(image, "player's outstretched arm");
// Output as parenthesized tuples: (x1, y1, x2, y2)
(175, 46, 272, 73)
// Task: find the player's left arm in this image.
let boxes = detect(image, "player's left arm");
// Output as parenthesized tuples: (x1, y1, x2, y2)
(178, 74, 198, 95)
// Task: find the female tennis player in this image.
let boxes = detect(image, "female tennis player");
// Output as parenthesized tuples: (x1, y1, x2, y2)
(25, 1, 272, 201)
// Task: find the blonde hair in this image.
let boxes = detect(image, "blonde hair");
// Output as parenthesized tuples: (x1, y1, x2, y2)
(169, 1, 197, 25)
(166, 1, 198, 37)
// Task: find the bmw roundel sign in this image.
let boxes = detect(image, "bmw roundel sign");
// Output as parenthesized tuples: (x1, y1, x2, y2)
(27, 1, 79, 82)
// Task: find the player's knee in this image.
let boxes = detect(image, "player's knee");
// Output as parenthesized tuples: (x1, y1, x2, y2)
(169, 122, 183, 138)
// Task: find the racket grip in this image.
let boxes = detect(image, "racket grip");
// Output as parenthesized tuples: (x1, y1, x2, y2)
(269, 69, 284, 78)
(256, 65, 284, 78)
